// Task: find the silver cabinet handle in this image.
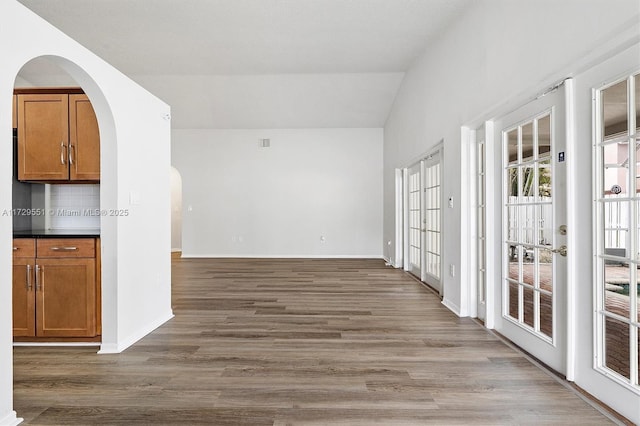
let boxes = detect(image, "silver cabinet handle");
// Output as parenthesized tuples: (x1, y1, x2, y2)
(69, 143, 74, 165)
(50, 246, 78, 251)
(551, 245, 567, 257)
(35, 265, 40, 291)
(26, 264, 32, 291)
(60, 141, 67, 165)
(13, 247, 18, 251)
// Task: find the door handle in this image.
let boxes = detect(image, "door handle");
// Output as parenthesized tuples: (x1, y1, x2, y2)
(26, 264, 32, 291)
(551, 245, 567, 257)
(60, 141, 67, 165)
(69, 143, 74, 165)
(35, 265, 40, 291)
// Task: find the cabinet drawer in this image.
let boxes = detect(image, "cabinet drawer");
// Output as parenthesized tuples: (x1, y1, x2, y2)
(36, 238, 95, 258)
(13, 239, 35, 258)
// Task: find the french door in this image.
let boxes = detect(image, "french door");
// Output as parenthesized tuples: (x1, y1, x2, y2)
(493, 81, 570, 374)
(594, 72, 640, 391)
(406, 162, 422, 278)
(404, 151, 442, 294)
(423, 152, 442, 292)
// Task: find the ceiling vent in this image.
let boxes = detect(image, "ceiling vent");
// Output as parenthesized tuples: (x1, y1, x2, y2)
(259, 138, 271, 148)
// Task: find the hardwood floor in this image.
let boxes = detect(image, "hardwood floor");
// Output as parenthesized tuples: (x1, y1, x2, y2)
(13, 258, 617, 425)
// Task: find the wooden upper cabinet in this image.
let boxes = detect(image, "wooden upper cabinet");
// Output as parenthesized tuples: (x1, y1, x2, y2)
(17, 94, 70, 181)
(69, 94, 100, 181)
(12, 95, 17, 128)
(16, 89, 100, 183)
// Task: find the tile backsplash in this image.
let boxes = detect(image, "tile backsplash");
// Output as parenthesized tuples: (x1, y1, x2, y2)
(49, 184, 100, 229)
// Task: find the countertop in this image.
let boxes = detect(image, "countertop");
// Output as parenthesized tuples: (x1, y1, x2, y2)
(13, 228, 101, 238)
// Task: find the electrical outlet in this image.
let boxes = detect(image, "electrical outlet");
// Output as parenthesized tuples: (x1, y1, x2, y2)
(449, 264, 455, 277)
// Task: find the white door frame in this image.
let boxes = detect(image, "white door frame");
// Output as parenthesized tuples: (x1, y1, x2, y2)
(404, 161, 423, 278)
(393, 168, 404, 268)
(401, 145, 444, 295)
(464, 122, 497, 326)
(491, 80, 573, 376)
(422, 149, 443, 294)
(470, 125, 487, 322)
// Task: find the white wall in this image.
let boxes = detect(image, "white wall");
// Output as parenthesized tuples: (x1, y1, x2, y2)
(383, 0, 639, 422)
(0, 2, 172, 424)
(172, 128, 383, 258)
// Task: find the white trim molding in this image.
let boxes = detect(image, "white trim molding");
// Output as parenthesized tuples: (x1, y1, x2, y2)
(0, 411, 22, 426)
(99, 311, 174, 354)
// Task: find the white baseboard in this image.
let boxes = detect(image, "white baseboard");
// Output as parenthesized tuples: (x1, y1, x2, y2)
(0, 411, 22, 426)
(99, 310, 174, 354)
(381, 256, 402, 268)
(442, 298, 462, 317)
(181, 254, 384, 259)
(97, 343, 119, 354)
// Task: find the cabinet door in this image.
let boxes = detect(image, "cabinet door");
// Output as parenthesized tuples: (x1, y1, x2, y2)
(13, 258, 35, 337)
(17, 94, 69, 181)
(35, 258, 96, 337)
(69, 94, 100, 181)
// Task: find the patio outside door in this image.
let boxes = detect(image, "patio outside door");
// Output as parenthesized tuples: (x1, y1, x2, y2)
(406, 162, 422, 278)
(422, 152, 442, 293)
(493, 81, 570, 374)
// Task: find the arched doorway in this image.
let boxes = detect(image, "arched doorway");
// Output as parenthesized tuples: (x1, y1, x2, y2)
(9, 54, 118, 350)
(1, 6, 173, 423)
(2, 53, 118, 426)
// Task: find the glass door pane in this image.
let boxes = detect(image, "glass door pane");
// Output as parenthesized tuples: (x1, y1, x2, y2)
(595, 73, 639, 389)
(407, 163, 421, 278)
(502, 112, 555, 340)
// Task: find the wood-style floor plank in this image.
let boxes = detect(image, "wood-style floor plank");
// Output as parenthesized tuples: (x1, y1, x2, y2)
(13, 258, 615, 425)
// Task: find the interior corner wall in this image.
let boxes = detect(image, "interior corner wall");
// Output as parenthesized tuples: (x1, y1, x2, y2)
(172, 128, 383, 258)
(0, 2, 172, 423)
(383, 0, 640, 316)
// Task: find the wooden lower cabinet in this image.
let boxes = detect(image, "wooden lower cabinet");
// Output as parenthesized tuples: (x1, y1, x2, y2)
(12, 257, 35, 337)
(12, 238, 100, 339)
(36, 258, 96, 337)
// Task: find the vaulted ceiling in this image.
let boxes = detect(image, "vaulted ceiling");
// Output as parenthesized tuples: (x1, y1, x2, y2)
(16, 0, 472, 128)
